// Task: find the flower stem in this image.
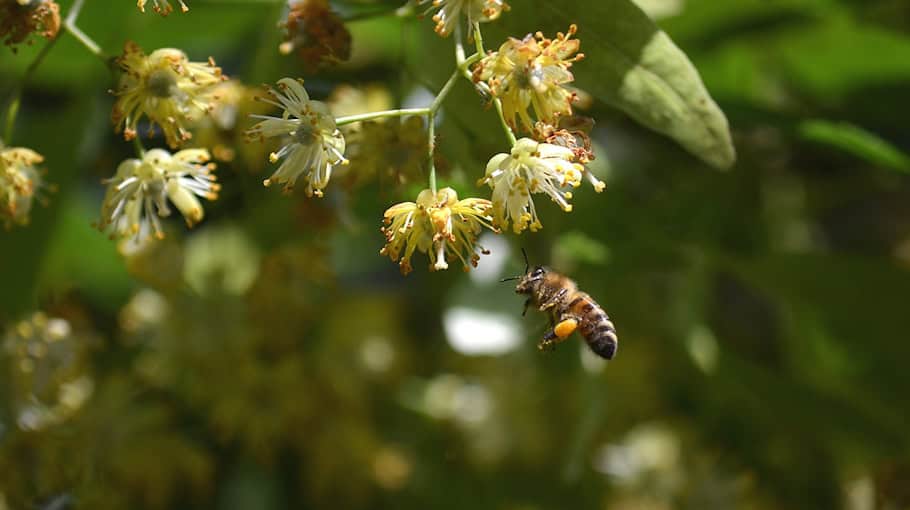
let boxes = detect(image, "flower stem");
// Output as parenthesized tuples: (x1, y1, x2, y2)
(64, 21, 105, 59)
(3, 34, 59, 143)
(63, 0, 108, 61)
(454, 26, 482, 79)
(430, 69, 461, 114)
(427, 111, 436, 194)
(335, 108, 430, 126)
(132, 137, 146, 158)
(493, 97, 517, 145)
(426, 69, 461, 195)
(472, 22, 517, 146)
(472, 22, 485, 55)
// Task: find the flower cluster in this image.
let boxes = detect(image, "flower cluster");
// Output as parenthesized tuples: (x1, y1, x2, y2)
(111, 41, 225, 148)
(421, 0, 508, 37)
(98, 148, 219, 244)
(0, 145, 47, 228)
(3, 0, 607, 277)
(381, 187, 496, 274)
(473, 25, 583, 133)
(137, 0, 188, 16)
(280, 0, 351, 72)
(246, 78, 348, 197)
(0, 0, 60, 51)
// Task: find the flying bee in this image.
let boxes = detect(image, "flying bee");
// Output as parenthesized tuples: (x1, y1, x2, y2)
(502, 250, 618, 359)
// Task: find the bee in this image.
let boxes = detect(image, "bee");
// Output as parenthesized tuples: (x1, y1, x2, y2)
(502, 250, 618, 359)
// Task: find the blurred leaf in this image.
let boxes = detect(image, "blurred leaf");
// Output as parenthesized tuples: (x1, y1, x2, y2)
(661, 0, 836, 47)
(776, 20, 910, 105)
(498, 0, 736, 169)
(799, 119, 910, 173)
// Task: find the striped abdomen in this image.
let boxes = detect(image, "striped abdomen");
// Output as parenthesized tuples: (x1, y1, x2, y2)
(565, 292, 618, 360)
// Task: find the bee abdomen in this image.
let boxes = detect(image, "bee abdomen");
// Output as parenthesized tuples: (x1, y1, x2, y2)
(569, 294, 618, 360)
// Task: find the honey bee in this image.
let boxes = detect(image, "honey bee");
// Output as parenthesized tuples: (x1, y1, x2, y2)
(502, 250, 618, 359)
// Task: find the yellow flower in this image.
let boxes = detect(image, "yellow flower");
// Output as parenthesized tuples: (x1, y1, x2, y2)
(280, 0, 351, 72)
(0, 0, 60, 52)
(98, 148, 219, 244)
(479, 138, 584, 234)
(473, 25, 583, 133)
(0, 146, 47, 228)
(381, 187, 496, 275)
(111, 41, 225, 148)
(534, 117, 604, 190)
(137, 0, 188, 15)
(420, 0, 508, 37)
(246, 78, 347, 197)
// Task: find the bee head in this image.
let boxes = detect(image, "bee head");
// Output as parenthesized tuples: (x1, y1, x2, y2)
(500, 248, 546, 294)
(515, 265, 547, 294)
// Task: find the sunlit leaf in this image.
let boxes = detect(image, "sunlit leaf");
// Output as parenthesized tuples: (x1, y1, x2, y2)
(495, 0, 737, 169)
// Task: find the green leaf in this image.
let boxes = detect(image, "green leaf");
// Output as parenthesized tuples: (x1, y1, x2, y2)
(775, 20, 910, 106)
(798, 119, 910, 173)
(493, 0, 737, 169)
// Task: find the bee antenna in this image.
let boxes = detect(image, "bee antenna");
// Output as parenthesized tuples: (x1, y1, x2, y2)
(500, 276, 521, 283)
(521, 247, 529, 274)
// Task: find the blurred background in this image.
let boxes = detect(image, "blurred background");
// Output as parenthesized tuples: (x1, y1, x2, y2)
(3, 0, 910, 508)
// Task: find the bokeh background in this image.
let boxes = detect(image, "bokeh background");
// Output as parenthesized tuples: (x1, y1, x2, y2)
(3, 0, 910, 508)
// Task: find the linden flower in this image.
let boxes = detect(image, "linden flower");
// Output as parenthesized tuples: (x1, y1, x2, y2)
(0, 0, 60, 52)
(381, 187, 496, 275)
(0, 146, 47, 228)
(473, 25, 583, 133)
(98, 148, 219, 243)
(137, 0, 188, 15)
(111, 41, 224, 148)
(246, 78, 347, 197)
(534, 118, 604, 190)
(280, 0, 351, 72)
(420, 0, 508, 37)
(479, 137, 591, 234)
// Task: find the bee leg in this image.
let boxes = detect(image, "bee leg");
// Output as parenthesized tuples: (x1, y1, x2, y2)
(538, 288, 568, 312)
(554, 317, 579, 339)
(538, 328, 559, 352)
(522, 298, 533, 317)
(538, 317, 579, 353)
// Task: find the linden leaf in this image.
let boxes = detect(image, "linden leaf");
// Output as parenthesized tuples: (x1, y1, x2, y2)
(494, 0, 737, 169)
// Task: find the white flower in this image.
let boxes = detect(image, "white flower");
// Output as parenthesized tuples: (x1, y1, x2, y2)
(420, 0, 508, 37)
(111, 41, 224, 148)
(99, 148, 219, 244)
(246, 78, 347, 197)
(479, 138, 583, 234)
